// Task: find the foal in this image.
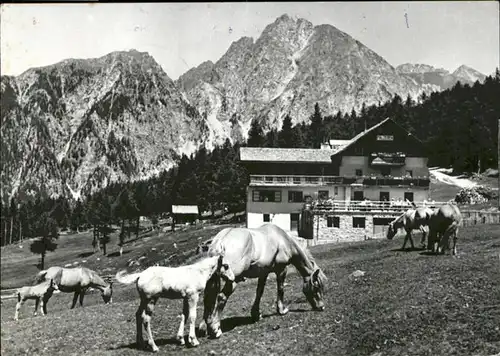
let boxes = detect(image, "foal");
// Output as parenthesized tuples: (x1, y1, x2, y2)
(14, 279, 59, 321)
(115, 254, 234, 352)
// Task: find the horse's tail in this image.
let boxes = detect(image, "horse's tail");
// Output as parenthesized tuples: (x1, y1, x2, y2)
(33, 270, 48, 285)
(115, 270, 141, 285)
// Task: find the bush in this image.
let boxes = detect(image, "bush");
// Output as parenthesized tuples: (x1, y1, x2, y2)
(455, 186, 498, 204)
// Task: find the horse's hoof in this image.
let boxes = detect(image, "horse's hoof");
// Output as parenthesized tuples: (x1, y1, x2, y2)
(251, 313, 262, 322)
(214, 329, 222, 339)
(277, 307, 289, 316)
(189, 337, 200, 347)
(177, 336, 185, 346)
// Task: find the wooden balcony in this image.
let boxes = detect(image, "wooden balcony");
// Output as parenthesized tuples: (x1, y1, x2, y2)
(311, 200, 445, 214)
(249, 175, 430, 187)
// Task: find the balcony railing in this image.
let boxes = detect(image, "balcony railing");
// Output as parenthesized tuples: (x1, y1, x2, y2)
(249, 175, 430, 187)
(311, 200, 445, 214)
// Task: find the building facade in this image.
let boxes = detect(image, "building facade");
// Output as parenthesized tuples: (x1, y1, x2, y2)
(240, 117, 431, 242)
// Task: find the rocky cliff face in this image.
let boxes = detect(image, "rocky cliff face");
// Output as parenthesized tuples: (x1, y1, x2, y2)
(396, 63, 486, 90)
(1, 14, 486, 202)
(1, 50, 206, 202)
(177, 14, 436, 136)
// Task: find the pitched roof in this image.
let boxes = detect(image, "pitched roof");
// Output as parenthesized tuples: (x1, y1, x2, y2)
(172, 205, 199, 214)
(330, 117, 400, 158)
(240, 147, 338, 163)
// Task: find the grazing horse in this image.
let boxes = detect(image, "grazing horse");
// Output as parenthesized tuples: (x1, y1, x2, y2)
(34, 266, 113, 308)
(115, 254, 234, 352)
(428, 203, 463, 255)
(387, 207, 434, 250)
(14, 278, 59, 321)
(199, 223, 327, 339)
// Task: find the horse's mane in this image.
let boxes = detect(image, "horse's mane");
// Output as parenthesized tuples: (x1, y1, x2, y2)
(183, 250, 216, 265)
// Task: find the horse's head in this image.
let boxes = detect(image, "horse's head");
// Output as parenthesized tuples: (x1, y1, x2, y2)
(101, 282, 113, 304)
(49, 278, 59, 292)
(303, 267, 326, 311)
(216, 254, 235, 283)
(387, 222, 397, 240)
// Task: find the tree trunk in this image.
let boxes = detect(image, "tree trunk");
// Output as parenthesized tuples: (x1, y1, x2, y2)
(40, 251, 45, 270)
(128, 219, 132, 239)
(19, 219, 22, 243)
(102, 242, 107, 256)
(135, 217, 140, 239)
(9, 216, 13, 245)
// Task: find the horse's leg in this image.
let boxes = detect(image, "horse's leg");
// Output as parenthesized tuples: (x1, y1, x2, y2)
(207, 280, 236, 339)
(452, 227, 459, 256)
(135, 299, 147, 349)
(34, 298, 40, 316)
(71, 291, 79, 309)
(14, 296, 25, 321)
(408, 230, 415, 250)
(143, 297, 159, 352)
(40, 298, 47, 316)
(176, 298, 188, 345)
(420, 225, 427, 248)
(79, 289, 86, 307)
(251, 275, 269, 321)
(276, 267, 289, 316)
(187, 293, 200, 347)
(402, 231, 408, 250)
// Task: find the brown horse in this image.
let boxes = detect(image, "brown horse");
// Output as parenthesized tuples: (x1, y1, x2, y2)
(428, 203, 463, 255)
(34, 266, 113, 308)
(199, 223, 327, 339)
(387, 207, 434, 250)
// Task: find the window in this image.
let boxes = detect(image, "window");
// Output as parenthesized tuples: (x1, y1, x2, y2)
(404, 192, 414, 202)
(380, 166, 391, 176)
(327, 216, 340, 228)
(290, 213, 300, 231)
(406, 170, 413, 177)
(355, 147, 364, 155)
(353, 191, 364, 201)
(353, 217, 366, 228)
(334, 187, 339, 195)
(373, 217, 394, 226)
(288, 191, 304, 203)
(355, 169, 363, 177)
(318, 190, 329, 200)
(293, 177, 301, 184)
(379, 192, 390, 202)
(263, 214, 270, 222)
(252, 190, 282, 202)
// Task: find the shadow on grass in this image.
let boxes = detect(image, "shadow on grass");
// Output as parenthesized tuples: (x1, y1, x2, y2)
(106, 250, 131, 258)
(111, 337, 181, 351)
(78, 251, 95, 258)
(390, 247, 426, 252)
(419, 251, 440, 256)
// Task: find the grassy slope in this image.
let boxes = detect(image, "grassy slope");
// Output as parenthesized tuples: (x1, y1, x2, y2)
(1, 224, 499, 356)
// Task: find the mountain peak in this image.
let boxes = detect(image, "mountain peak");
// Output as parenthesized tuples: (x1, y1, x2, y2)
(452, 65, 486, 83)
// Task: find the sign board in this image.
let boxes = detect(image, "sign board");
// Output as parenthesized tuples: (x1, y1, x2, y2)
(377, 135, 394, 141)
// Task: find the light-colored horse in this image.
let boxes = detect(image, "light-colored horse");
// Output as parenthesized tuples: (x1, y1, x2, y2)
(387, 207, 434, 250)
(199, 223, 327, 339)
(14, 278, 59, 321)
(34, 266, 113, 308)
(115, 254, 234, 352)
(428, 203, 463, 255)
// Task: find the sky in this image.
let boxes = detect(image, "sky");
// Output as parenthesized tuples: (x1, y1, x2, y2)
(1, 2, 499, 80)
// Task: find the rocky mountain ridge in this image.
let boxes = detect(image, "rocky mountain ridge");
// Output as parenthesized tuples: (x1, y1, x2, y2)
(396, 63, 486, 90)
(0, 13, 487, 202)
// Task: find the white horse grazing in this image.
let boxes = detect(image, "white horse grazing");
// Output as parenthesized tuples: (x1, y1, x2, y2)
(387, 207, 434, 250)
(14, 278, 59, 321)
(34, 266, 113, 308)
(115, 254, 235, 352)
